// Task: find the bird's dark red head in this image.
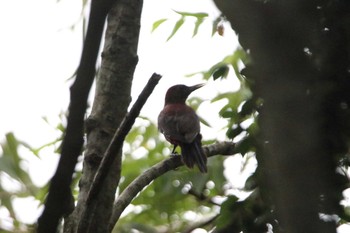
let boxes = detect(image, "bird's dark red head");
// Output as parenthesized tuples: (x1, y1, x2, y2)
(164, 84, 204, 105)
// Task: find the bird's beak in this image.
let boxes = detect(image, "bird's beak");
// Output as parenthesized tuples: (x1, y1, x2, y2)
(189, 83, 205, 92)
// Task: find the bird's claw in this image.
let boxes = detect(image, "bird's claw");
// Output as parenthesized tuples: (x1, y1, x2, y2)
(170, 151, 179, 157)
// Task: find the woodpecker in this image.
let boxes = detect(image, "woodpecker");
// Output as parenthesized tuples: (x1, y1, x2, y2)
(158, 84, 207, 173)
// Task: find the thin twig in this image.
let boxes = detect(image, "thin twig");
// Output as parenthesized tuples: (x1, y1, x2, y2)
(108, 141, 235, 231)
(77, 73, 162, 233)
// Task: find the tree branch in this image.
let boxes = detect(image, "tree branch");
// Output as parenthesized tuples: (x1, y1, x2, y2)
(108, 141, 235, 231)
(64, 1, 145, 232)
(37, 0, 115, 232)
(77, 73, 162, 233)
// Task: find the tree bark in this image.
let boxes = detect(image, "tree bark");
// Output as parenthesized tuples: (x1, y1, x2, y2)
(64, 0, 143, 232)
(215, 0, 350, 232)
(37, 0, 115, 232)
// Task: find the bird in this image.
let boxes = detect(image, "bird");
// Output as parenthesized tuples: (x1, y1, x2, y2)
(158, 84, 207, 173)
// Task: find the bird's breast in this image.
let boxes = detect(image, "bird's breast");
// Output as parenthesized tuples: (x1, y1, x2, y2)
(158, 104, 200, 144)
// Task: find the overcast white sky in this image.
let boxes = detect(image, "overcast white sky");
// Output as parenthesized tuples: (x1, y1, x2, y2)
(0, 0, 349, 232)
(0, 0, 238, 145)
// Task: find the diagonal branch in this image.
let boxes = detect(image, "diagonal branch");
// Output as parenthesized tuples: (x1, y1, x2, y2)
(87, 73, 162, 204)
(108, 141, 235, 231)
(77, 73, 162, 233)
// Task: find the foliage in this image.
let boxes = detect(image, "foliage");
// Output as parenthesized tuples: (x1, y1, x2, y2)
(0, 133, 43, 232)
(215, 192, 270, 233)
(0, 116, 70, 232)
(152, 10, 225, 40)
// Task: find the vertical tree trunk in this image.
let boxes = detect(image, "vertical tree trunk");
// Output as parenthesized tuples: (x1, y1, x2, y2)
(215, 0, 349, 232)
(64, 0, 143, 232)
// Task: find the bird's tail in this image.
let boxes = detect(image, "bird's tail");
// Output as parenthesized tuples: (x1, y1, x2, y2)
(180, 134, 207, 173)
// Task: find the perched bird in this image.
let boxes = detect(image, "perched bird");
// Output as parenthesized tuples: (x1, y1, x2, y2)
(158, 84, 207, 173)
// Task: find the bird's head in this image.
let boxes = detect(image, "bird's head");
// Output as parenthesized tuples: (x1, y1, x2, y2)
(164, 83, 205, 105)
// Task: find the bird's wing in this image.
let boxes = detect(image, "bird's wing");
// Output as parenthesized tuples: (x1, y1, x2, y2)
(158, 104, 200, 144)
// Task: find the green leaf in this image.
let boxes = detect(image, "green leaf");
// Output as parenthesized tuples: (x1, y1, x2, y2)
(213, 65, 229, 80)
(23, 138, 61, 157)
(35, 182, 50, 203)
(172, 11, 208, 38)
(213, 88, 252, 111)
(235, 136, 255, 155)
(0, 133, 21, 180)
(216, 195, 239, 229)
(174, 10, 208, 18)
(244, 174, 257, 191)
(167, 17, 185, 41)
(151, 18, 167, 32)
(204, 62, 226, 80)
(220, 108, 236, 119)
(193, 17, 204, 37)
(247, 122, 258, 135)
(226, 48, 251, 81)
(0, 133, 38, 197)
(207, 156, 226, 196)
(226, 126, 243, 139)
(199, 116, 211, 127)
(239, 98, 255, 117)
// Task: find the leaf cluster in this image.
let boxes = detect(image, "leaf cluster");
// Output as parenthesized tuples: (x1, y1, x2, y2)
(0, 133, 47, 232)
(216, 191, 271, 233)
(0, 115, 74, 232)
(152, 10, 226, 40)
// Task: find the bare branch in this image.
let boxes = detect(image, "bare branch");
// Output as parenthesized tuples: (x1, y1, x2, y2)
(109, 141, 235, 231)
(77, 73, 162, 233)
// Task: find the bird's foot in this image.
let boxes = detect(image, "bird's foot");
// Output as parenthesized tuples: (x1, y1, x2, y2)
(170, 151, 180, 157)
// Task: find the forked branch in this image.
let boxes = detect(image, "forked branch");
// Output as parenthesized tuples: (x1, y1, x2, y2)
(77, 73, 162, 233)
